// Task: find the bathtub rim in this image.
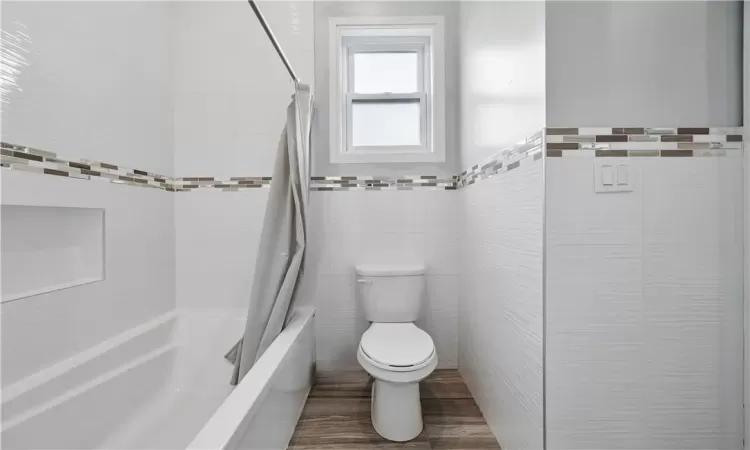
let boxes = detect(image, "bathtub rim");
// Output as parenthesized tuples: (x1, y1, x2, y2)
(186, 306, 316, 450)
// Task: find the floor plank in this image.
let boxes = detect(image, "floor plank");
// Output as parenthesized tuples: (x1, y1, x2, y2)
(420, 371, 473, 399)
(288, 370, 500, 450)
(309, 371, 372, 398)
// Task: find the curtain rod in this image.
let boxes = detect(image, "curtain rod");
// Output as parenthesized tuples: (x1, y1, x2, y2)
(247, 0, 300, 85)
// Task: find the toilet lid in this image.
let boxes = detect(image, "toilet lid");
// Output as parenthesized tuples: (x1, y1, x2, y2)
(360, 323, 434, 367)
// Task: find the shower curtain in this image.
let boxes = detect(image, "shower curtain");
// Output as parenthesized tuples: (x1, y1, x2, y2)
(226, 84, 313, 385)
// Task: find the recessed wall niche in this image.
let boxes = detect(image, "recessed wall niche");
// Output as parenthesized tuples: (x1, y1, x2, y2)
(2, 205, 105, 302)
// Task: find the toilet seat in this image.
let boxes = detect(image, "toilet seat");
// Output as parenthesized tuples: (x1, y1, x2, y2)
(360, 323, 435, 371)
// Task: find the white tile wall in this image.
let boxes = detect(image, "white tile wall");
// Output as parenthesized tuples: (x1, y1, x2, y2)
(458, 1, 546, 166)
(171, 1, 315, 323)
(172, 1, 314, 179)
(305, 190, 460, 371)
(172, 309, 247, 393)
(1, 1, 174, 175)
(175, 190, 269, 311)
(457, 3, 545, 448)
(545, 1, 743, 127)
(1, 170, 175, 386)
(1, 1, 175, 387)
(458, 161, 544, 450)
(545, 156, 744, 449)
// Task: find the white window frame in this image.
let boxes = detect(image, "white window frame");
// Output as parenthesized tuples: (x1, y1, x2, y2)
(329, 16, 446, 164)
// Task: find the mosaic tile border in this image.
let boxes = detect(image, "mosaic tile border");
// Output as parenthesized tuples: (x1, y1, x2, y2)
(0, 142, 457, 192)
(0, 142, 178, 190)
(2, 127, 744, 192)
(171, 176, 271, 191)
(545, 127, 743, 158)
(310, 176, 457, 191)
(457, 130, 544, 188)
(0, 142, 275, 192)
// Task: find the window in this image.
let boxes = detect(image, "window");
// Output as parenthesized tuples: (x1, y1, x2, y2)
(329, 17, 446, 164)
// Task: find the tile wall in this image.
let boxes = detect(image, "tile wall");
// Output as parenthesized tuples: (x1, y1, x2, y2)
(0, 1, 176, 392)
(4, 126, 743, 380)
(303, 189, 460, 370)
(544, 126, 745, 450)
(457, 130, 545, 450)
(456, 1, 546, 446)
(0, 126, 547, 376)
(174, 190, 269, 312)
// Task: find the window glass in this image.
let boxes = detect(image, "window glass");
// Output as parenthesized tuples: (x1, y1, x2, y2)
(353, 52, 419, 94)
(351, 101, 421, 147)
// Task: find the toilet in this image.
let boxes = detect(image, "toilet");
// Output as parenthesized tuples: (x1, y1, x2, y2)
(355, 264, 438, 442)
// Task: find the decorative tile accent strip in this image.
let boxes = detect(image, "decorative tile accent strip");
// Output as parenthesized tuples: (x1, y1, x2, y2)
(595, 150, 628, 157)
(456, 130, 544, 189)
(0, 141, 280, 192)
(544, 127, 742, 158)
(548, 143, 579, 150)
(0, 142, 456, 192)
(171, 176, 272, 191)
(628, 150, 660, 157)
(310, 176, 457, 191)
(0, 142, 177, 190)
(4, 127, 744, 192)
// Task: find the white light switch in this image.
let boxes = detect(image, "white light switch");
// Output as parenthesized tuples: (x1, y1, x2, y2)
(595, 159, 633, 193)
(616, 165, 628, 185)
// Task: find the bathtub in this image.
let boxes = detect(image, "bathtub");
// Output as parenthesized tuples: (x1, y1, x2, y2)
(1, 307, 315, 450)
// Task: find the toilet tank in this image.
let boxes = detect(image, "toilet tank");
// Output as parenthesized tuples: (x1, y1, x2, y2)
(356, 265, 426, 323)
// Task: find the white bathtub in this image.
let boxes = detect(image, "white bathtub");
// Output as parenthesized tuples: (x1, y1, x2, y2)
(1, 307, 315, 450)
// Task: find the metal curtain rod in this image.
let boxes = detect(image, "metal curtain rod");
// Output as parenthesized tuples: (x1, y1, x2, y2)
(247, 0, 300, 85)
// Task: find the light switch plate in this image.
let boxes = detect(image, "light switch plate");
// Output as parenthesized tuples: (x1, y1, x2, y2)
(595, 158, 633, 193)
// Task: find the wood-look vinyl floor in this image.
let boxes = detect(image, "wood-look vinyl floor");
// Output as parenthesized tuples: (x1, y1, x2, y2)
(287, 370, 501, 450)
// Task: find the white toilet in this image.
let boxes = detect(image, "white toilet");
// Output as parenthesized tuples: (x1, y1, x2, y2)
(355, 264, 438, 442)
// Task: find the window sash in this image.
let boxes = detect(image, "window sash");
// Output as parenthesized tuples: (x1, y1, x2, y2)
(345, 93, 428, 153)
(345, 40, 428, 95)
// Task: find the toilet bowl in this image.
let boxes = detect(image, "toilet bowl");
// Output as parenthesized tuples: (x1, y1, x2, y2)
(357, 323, 438, 441)
(354, 264, 437, 442)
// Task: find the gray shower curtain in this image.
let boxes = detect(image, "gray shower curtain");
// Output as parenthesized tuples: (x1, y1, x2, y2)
(226, 84, 313, 385)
